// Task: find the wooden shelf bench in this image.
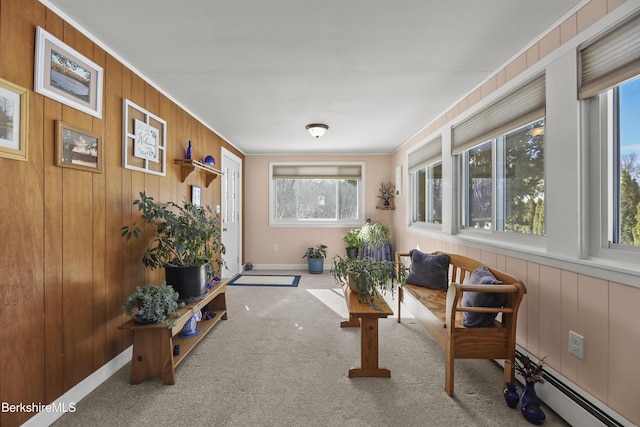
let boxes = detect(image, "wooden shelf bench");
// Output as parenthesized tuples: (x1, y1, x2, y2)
(119, 281, 228, 384)
(340, 282, 393, 378)
(395, 251, 526, 396)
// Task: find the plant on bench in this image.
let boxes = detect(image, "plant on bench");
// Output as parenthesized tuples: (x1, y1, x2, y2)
(396, 250, 526, 397)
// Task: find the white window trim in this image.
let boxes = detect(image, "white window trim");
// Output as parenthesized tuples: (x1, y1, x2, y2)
(268, 161, 365, 228)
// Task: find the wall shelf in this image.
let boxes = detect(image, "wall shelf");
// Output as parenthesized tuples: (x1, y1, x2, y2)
(376, 205, 396, 210)
(174, 159, 223, 187)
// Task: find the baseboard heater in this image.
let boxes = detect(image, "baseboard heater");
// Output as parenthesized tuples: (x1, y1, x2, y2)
(513, 350, 630, 427)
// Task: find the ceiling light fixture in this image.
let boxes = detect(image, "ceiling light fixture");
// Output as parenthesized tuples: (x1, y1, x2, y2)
(306, 123, 329, 138)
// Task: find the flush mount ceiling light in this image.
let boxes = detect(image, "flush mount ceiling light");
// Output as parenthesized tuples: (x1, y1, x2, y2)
(306, 123, 329, 138)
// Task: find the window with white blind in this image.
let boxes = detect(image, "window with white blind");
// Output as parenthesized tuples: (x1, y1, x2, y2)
(408, 136, 442, 225)
(454, 75, 546, 235)
(269, 162, 365, 227)
(581, 12, 640, 253)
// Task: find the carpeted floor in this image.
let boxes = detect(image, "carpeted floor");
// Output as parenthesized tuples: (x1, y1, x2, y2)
(52, 271, 568, 427)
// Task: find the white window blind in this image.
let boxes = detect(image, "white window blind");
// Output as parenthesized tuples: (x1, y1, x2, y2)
(271, 164, 362, 179)
(452, 74, 545, 154)
(579, 12, 640, 99)
(408, 136, 442, 172)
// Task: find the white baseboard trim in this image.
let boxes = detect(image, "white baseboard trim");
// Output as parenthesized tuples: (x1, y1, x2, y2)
(21, 346, 132, 427)
(511, 349, 634, 427)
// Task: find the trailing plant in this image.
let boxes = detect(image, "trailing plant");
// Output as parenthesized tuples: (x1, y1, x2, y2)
(121, 191, 225, 278)
(330, 255, 407, 304)
(358, 219, 391, 248)
(343, 229, 361, 249)
(302, 244, 328, 259)
(122, 282, 185, 325)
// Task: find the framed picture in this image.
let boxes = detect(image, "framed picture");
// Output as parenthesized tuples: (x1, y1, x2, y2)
(122, 98, 166, 176)
(0, 78, 29, 161)
(34, 26, 104, 119)
(191, 185, 202, 207)
(55, 120, 103, 173)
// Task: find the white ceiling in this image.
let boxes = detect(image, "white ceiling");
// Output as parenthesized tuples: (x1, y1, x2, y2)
(45, 0, 582, 155)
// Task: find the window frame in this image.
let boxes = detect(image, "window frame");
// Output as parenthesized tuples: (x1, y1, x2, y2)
(268, 161, 365, 228)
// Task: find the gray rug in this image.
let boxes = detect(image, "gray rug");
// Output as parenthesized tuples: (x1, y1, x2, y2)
(52, 271, 568, 427)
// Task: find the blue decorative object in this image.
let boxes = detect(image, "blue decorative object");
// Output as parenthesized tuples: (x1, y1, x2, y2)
(179, 313, 201, 338)
(185, 140, 192, 160)
(203, 155, 215, 165)
(520, 381, 546, 425)
(504, 382, 519, 408)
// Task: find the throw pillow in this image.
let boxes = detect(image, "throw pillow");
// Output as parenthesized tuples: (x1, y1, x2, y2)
(462, 266, 505, 327)
(405, 250, 449, 291)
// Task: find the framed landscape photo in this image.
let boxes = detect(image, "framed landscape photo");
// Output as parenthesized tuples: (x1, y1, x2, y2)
(34, 26, 104, 119)
(55, 120, 103, 173)
(0, 78, 29, 161)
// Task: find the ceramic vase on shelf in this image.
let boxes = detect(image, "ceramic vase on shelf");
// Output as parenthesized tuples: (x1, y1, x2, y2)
(185, 140, 192, 160)
(520, 381, 546, 425)
(503, 382, 519, 408)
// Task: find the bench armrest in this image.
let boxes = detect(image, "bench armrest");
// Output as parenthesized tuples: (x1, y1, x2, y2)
(445, 282, 524, 328)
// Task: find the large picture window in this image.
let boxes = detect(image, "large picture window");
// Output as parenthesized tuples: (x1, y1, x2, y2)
(269, 162, 364, 227)
(408, 136, 442, 226)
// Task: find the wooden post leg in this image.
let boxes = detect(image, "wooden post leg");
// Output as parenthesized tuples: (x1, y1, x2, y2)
(129, 329, 176, 385)
(348, 317, 390, 378)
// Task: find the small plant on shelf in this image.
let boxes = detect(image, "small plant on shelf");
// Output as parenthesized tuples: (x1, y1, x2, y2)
(122, 282, 185, 326)
(331, 255, 407, 304)
(377, 181, 396, 206)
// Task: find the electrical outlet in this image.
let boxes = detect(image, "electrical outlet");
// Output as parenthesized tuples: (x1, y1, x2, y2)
(272, 244, 278, 252)
(569, 330, 585, 359)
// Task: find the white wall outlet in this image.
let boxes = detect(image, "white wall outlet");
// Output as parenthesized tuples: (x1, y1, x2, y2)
(569, 330, 585, 359)
(272, 244, 278, 252)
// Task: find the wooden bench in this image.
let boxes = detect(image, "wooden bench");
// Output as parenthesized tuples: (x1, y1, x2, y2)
(395, 251, 526, 397)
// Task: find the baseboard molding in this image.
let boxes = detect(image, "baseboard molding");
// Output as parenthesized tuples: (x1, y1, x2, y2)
(511, 349, 634, 427)
(21, 346, 132, 427)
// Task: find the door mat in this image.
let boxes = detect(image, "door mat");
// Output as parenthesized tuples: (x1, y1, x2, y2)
(227, 274, 300, 287)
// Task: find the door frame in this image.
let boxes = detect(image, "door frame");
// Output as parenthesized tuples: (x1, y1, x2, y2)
(221, 147, 243, 277)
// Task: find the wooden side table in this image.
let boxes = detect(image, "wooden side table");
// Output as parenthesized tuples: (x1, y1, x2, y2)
(119, 281, 227, 384)
(340, 283, 393, 378)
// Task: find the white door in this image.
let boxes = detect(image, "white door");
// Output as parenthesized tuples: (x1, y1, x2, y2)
(221, 148, 242, 278)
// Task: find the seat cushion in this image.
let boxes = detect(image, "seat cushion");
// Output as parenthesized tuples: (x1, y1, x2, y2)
(405, 250, 449, 291)
(462, 266, 505, 327)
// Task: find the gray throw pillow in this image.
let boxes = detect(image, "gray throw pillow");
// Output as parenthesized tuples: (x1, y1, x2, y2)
(462, 266, 505, 327)
(405, 250, 449, 291)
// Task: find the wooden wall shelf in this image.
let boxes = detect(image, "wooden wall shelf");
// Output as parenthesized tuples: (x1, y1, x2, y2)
(376, 206, 396, 210)
(174, 159, 223, 187)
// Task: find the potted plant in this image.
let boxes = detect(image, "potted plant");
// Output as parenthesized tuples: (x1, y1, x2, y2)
(302, 244, 327, 274)
(343, 229, 361, 258)
(330, 255, 406, 304)
(358, 219, 391, 249)
(121, 191, 225, 303)
(377, 181, 396, 207)
(122, 282, 185, 326)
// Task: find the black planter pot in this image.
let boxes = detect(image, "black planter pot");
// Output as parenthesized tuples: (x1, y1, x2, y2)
(164, 262, 209, 303)
(346, 247, 359, 259)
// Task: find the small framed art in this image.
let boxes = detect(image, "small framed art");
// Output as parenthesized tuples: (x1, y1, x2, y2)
(0, 78, 29, 161)
(191, 185, 202, 207)
(55, 120, 103, 173)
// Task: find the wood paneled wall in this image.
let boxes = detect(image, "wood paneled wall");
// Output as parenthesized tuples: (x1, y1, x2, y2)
(0, 1, 243, 425)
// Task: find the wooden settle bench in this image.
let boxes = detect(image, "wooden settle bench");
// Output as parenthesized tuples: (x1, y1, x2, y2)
(395, 251, 526, 397)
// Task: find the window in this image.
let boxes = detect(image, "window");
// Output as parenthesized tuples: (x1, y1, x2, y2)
(269, 162, 364, 227)
(580, 12, 640, 252)
(454, 75, 546, 236)
(613, 76, 640, 247)
(408, 136, 442, 226)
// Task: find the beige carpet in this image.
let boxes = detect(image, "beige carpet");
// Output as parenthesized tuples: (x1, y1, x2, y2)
(52, 271, 568, 427)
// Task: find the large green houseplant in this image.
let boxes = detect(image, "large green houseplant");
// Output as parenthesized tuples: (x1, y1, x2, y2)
(331, 255, 406, 304)
(121, 191, 225, 302)
(358, 220, 391, 248)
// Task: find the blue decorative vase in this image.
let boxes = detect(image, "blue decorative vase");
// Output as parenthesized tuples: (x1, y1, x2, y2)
(185, 140, 192, 160)
(383, 199, 390, 206)
(503, 382, 519, 408)
(520, 381, 546, 425)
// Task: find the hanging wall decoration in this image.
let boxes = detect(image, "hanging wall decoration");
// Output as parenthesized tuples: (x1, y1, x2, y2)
(55, 120, 103, 173)
(122, 98, 166, 176)
(34, 27, 104, 119)
(0, 78, 29, 161)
